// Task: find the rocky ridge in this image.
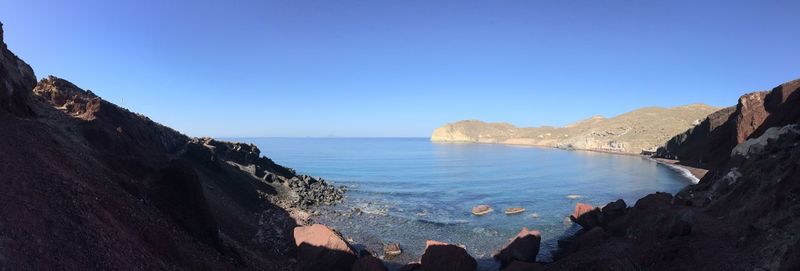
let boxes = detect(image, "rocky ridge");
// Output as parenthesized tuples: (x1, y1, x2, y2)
(0, 22, 342, 271)
(431, 104, 719, 154)
(541, 78, 800, 270)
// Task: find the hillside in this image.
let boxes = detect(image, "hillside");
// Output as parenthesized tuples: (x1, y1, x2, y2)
(431, 104, 720, 154)
(544, 78, 800, 270)
(0, 22, 342, 270)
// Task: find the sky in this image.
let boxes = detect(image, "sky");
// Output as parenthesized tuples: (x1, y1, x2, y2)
(1, 1, 798, 137)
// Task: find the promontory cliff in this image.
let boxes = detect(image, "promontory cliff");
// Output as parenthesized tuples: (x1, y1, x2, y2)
(431, 104, 719, 154)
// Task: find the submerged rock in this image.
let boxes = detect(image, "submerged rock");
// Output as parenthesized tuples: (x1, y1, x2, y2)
(504, 207, 525, 215)
(383, 243, 402, 256)
(472, 205, 493, 216)
(566, 194, 583, 200)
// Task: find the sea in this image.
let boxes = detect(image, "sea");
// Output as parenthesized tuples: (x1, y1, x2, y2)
(243, 137, 694, 270)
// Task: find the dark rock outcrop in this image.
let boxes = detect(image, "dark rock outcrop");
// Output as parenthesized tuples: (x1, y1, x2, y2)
(655, 106, 736, 167)
(0, 22, 37, 118)
(550, 78, 800, 271)
(600, 199, 627, 222)
(494, 228, 542, 269)
(419, 240, 477, 271)
(293, 224, 358, 271)
(352, 254, 389, 271)
(569, 203, 601, 230)
(287, 174, 346, 208)
(0, 21, 342, 271)
(656, 79, 800, 172)
(502, 261, 543, 271)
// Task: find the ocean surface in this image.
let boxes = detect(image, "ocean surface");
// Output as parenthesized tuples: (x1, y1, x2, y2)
(244, 137, 693, 270)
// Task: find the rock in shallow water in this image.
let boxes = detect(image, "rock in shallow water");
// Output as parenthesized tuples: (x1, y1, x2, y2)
(384, 243, 402, 256)
(472, 204, 493, 215)
(504, 207, 525, 215)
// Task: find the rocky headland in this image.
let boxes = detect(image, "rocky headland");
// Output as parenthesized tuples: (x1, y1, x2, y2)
(431, 104, 719, 154)
(2, 19, 799, 271)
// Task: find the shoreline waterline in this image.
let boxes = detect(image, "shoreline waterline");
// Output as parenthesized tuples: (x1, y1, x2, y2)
(252, 138, 696, 270)
(431, 140, 705, 184)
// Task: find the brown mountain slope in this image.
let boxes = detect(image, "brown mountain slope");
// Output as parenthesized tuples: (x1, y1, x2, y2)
(431, 104, 719, 154)
(0, 22, 341, 270)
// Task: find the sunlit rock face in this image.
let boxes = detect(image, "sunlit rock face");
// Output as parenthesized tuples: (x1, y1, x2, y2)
(657, 78, 800, 170)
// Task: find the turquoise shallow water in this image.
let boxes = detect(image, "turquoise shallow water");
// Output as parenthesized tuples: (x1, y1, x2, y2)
(244, 137, 693, 270)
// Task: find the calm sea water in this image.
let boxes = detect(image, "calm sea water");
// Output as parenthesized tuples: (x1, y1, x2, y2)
(244, 137, 692, 270)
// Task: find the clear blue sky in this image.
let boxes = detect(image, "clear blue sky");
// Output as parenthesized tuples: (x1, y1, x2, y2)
(1, 0, 798, 137)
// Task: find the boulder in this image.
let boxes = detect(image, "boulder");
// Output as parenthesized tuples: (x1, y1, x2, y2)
(634, 192, 673, 211)
(502, 261, 544, 271)
(472, 204, 493, 215)
(352, 254, 389, 271)
(504, 207, 526, 215)
(494, 227, 541, 268)
(420, 240, 477, 271)
(600, 199, 627, 223)
(384, 243, 402, 256)
(294, 224, 357, 271)
(570, 203, 602, 230)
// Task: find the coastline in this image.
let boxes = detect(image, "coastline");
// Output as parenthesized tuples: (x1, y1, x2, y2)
(430, 139, 642, 156)
(650, 157, 707, 183)
(430, 139, 707, 183)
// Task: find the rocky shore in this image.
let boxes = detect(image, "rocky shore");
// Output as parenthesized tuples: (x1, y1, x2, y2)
(286, 77, 800, 271)
(2, 19, 799, 271)
(1, 21, 344, 270)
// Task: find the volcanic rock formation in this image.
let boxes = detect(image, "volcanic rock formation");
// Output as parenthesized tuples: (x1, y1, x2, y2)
(546, 79, 800, 270)
(0, 22, 342, 271)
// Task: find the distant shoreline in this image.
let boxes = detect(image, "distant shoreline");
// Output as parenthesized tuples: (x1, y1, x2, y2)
(650, 158, 707, 183)
(430, 140, 707, 182)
